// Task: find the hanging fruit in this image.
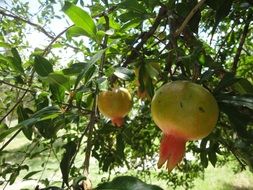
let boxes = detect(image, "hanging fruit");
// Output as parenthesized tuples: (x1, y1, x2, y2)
(97, 87, 132, 127)
(151, 81, 219, 171)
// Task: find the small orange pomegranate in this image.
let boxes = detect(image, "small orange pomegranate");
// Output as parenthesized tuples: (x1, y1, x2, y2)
(97, 88, 132, 127)
(151, 81, 219, 171)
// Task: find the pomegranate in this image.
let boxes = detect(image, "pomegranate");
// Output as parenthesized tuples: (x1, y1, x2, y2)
(151, 81, 219, 171)
(97, 87, 132, 127)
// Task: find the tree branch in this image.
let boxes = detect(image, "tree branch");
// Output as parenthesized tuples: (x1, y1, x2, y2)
(0, 27, 72, 150)
(231, 11, 252, 74)
(121, 6, 168, 67)
(83, 93, 97, 190)
(42, 25, 73, 56)
(0, 88, 29, 123)
(0, 8, 55, 39)
(174, 0, 206, 37)
(0, 80, 34, 93)
(92, 5, 117, 18)
(99, 15, 109, 76)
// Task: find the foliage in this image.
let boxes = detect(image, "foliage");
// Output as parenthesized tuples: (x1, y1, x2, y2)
(0, 0, 253, 189)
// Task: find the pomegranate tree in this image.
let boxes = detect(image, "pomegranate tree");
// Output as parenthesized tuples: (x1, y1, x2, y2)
(97, 88, 132, 127)
(151, 81, 219, 171)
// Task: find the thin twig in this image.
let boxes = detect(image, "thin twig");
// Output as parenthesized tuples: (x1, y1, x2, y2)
(82, 9, 110, 189)
(0, 26, 72, 151)
(231, 11, 252, 74)
(214, 23, 236, 62)
(0, 8, 54, 39)
(99, 15, 109, 75)
(83, 93, 97, 190)
(42, 25, 73, 56)
(0, 90, 29, 123)
(2, 140, 39, 189)
(122, 6, 168, 67)
(0, 128, 23, 152)
(92, 5, 117, 18)
(174, 0, 206, 37)
(0, 80, 34, 93)
(37, 144, 52, 185)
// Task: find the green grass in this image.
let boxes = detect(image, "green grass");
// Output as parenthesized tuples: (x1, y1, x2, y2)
(1, 132, 253, 190)
(192, 165, 253, 190)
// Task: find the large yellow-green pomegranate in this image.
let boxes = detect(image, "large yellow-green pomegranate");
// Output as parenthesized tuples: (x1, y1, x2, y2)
(97, 88, 132, 127)
(151, 81, 219, 171)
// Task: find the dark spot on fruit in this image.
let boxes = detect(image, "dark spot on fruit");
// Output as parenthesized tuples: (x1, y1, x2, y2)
(199, 107, 205, 113)
(180, 102, 183, 108)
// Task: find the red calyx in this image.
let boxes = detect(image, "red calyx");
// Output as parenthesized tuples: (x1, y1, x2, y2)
(158, 134, 186, 172)
(111, 117, 124, 127)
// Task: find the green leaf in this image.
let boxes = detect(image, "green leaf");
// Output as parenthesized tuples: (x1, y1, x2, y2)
(17, 106, 33, 140)
(137, 64, 146, 92)
(120, 18, 143, 31)
(32, 106, 61, 119)
(200, 70, 215, 83)
(145, 63, 159, 80)
(97, 76, 108, 90)
(36, 92, 50, 110)
(0, 123, 8, 134)
(215, 0, 233, 21)
(66, 26, 90, 40)
(84, 64, 97, 84)
(217, 94, 253, 110)
(74, 50, 104, 89)
(211, 0, 233, 37)
(50, 84, 66, 103)
(11, 48, 21, 66)
(208, 151, 217, 167)
(232, 78, 253, 95)
(116, 134, 125, 160)
(175, 1, 200, 34)
(114, 67, 134, 81)
(214, 72, 239, 93)
(200, 152, 208, 168)
(200, 138, 208, 150)
(119, 0, 147, 14)
(35, 120, 57, 139)
(145, 78, 154, 99)
(11, 48, 24, 74)
(1, 107, 61, 141)
(62, 62, 87, 75)
(96, 176, 164, 190)
(205, 0, 220, 10)
(23, 170, 41, 180)
(33, 107, 63, 139)
(219, 103, 252, 138)
(0, 42, 11, 48)
(0, 125, 22, 143)
(9, 171, 19, 185)
(34, 55, 53, 77)
(0, 53, 24, 74)
(90, 49, 106, 65)
(63, 1, 97, 40)
(60, 140, 77, 186)
(46, 72, 70, 91)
